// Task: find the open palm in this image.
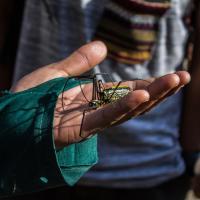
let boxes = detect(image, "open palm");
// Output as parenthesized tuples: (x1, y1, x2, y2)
(12, 41, 191, 148)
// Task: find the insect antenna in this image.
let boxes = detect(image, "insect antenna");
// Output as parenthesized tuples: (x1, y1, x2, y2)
(78, 79, 90, 103)
(79, 75, 100, 138)
(61, 76, 96, 112)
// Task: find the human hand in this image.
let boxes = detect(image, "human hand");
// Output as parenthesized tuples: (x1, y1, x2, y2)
(11, 41, 191, 148)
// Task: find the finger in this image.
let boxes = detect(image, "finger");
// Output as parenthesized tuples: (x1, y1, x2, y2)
(146, 74, 180, 100)
(175, 71, 191, 86)
(100, 79, 152, 92)
(12, 41, 107, 92)
(158, 71, 190, 98)
(54, 41, 107, 76)
(138, 87, 181, 116)
(81, 90, 150, 137)
(84, 72, 185, 130)
(115, 74, 180, 122)
(137, 71, 191, 114)
(84, 73, 180, 126)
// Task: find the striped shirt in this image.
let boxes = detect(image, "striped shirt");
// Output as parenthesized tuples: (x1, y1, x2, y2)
(14, 0, 190, 188)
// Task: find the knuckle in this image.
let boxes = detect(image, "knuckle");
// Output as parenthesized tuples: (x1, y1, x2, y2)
(76, 50, 91, 69)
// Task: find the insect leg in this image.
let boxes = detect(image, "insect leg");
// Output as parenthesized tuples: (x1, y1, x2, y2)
(78, 79, 90, 103)
(97, 79, 106, 102)
(79, 106, 96, 139)
(95, 73, 115, 85)
(61, 77, 75, 112)
(61, 76, 95, 112)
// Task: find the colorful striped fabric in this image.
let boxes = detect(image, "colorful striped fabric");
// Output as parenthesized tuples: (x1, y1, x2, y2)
(94, 0, 171, 64)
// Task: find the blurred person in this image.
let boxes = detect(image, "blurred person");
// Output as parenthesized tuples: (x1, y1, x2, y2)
(4, 0, 199, 199)
(0, 42, 190, 199)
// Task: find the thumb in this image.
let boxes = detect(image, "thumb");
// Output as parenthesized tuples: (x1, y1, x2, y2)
(12, 41, 107, 92)
(56, 41, 107, 76)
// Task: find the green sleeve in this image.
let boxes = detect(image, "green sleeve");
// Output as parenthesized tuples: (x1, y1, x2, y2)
(0, 77, 98, 198)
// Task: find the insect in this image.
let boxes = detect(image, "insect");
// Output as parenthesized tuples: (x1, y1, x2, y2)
(86, 74, 131, 109)
(61, 73, 131, 110)
(61, 73, 133, 139)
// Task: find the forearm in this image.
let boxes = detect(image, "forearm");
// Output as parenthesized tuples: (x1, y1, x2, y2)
(0, 78, 98, 198)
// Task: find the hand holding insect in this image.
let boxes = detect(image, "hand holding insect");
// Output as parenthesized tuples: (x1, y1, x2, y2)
(11, 41, 191, 148)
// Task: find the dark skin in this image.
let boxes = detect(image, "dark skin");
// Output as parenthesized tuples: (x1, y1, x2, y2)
(11, 41, 191, 148)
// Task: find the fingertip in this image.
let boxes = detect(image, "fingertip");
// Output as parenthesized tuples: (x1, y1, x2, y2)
(171, 74, 180, 86)
(128, 90, 150, 105)
(90, 40, 108, 59)
(79, 40, 107, 65)
(161, 73, 180, 88)
(175, 71, 191, 85)
(133, 90, 150, 102)
(57, 41, 108, 76)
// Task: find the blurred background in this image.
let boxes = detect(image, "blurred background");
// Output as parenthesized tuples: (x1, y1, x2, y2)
(0, 0, 25, 90)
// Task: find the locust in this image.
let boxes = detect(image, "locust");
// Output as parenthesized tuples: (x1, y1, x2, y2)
(61, 73, 131, 138)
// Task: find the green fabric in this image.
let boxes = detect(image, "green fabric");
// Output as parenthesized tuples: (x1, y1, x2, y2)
(0, 77, 97, 198)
